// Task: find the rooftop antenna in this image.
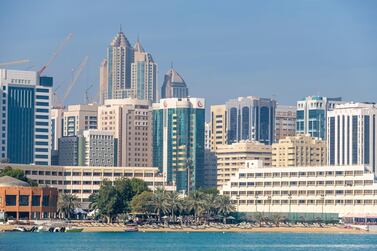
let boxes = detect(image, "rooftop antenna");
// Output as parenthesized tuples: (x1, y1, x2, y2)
(170, 61, 174, 69)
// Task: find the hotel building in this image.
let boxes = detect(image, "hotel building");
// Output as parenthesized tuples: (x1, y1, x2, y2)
(221, 160, 377, 219)
(98, 98, 153, 167)
(153, 98, 205, 193)
(0, 164, 175, 208)
(216, 141, 272, 189)
(275, 105, 296, 141)
(209, 105, 227, 151)
(327, 103, 377, 174)
(226, 96, 276, 145)
(296, 96, 343, 140)
(272, 134, 327, 167)
(0, 69, 52, 165)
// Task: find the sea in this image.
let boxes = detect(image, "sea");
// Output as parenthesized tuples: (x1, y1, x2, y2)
(1, 232, 377, 251)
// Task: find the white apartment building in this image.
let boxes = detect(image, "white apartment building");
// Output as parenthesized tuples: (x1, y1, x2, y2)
(83, 130, 116, 167)
(221, 160, 377, 218)
(63, 103, 98, 136)
(327, 103, 377, 174)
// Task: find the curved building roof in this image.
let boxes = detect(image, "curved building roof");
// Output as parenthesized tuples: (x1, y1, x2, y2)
(0, 176, 31, 187)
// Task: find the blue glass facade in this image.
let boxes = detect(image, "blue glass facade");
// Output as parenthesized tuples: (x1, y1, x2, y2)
(7, 86, 35, 164)
(329, 117, 335, 165)
(352, 116, 358, 164)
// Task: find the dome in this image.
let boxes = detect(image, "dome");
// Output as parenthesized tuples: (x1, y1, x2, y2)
(0, 176, 31, 187)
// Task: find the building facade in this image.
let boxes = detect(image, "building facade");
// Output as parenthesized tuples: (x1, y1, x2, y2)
(0, 69, 52, 165)
(210, 105, 227, 151)
(63, 104, 98, 136)
(153, 98, 205, 193)
(272, 134, 327, 167)
(160, 68, 188, 99)
(131, 39, 157, 102)
(226, 96, 276, 145)
(275, 105, 296, 142)
(296, 96, 343, 140)
(216, 141, 272, 189)
(203, 149, 217, 189)
(98, 98, 153, 167)
(221, 160, 377, 219)
(99, 59, 108, 105)
(0, 176, 58, 220)
(205, 122, 211, 150)
(83, 130, 117, 167)
(58, 136, 84, 166)
(327, 103, 377, 174)
(105, 31, 134, 100)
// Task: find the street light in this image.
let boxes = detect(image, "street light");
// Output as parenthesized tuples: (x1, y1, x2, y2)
(255, 194, 259, 213)
(267, 195, 272, 217)
(236, 194, 240, 213)
(321, 194, 325, 222)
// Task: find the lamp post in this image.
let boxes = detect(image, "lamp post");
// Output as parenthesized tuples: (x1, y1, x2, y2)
(236, 194, 240, 213)
(288, 193, 292, 222)
(255, 194, 259, 213)
(321, 194, 325, 222)
(268, 195, 272, 217)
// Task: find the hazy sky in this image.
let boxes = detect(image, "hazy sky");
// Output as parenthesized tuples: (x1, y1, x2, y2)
(1, 0, 376, 109)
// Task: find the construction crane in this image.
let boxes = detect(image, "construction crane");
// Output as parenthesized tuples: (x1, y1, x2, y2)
(0, 59, 30, 68)
(85, 84, 93, 103)
(38, 33, 74, 75)
(62, 56, 89, 104)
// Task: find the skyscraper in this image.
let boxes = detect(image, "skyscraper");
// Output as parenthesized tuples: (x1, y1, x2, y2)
(0, 69, 52, 165)
(153, 97, 205, 193)
(209, 104, 227, 151)
(161, 67, 188, 99)
(131, 39, 158, 102)
(99, 59, 108, 105)
(327, 103, 377, 174)
(105, 30, 134, 100)
(296, 96, 343, 140)
(226, 96, 276, 145)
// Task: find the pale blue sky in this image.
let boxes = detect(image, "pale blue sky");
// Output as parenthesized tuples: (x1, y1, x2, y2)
(1, 0, 376, 107)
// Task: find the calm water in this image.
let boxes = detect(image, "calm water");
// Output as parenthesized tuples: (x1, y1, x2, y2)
(1, 232, 377, 251)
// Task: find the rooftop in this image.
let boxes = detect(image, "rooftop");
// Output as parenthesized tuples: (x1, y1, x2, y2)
(0, 176, 30, 187)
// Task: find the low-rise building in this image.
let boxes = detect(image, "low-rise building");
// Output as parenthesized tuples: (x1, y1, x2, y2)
(221, 160, 377, 219)
(0, 176, 58, 220)
(216, 141, 272, 189)
(272, 134, 327, 167)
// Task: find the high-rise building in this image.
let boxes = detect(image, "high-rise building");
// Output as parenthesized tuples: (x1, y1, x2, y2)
(215, 141, 272, 189)
(131, 39, 158, 102)
(296, 96, 343, 140)
(105, 31, 134, 100)
(160, 68, 188, 99)
(153, 97, 205, 193)
(203, 149, 217, 189)
(50, 108, 64, 151)
(83, 130, 117, 167)
(58, 136, 84, 166)
(327, 103, 377, 174)
(63, 104, 98, 136)
(272, 134, 327, 167)
(205, 122, 211, 150)
(98, 98, 153, 167)
(226, 96, 276, 145)
(210, 105, 227, 151)
(0, 69, 52, 165)
(275, 105, 296, 141)
(99, 59, 108, 105)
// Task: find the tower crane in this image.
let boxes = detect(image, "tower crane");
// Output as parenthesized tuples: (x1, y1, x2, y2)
(0, 59, 30, 68)
(62, 56, 89, 104)
(38, 33, 74, 75)
(85, 84, 94, 103)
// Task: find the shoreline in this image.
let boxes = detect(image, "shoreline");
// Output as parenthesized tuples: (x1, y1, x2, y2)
(0, 224, 373, 234)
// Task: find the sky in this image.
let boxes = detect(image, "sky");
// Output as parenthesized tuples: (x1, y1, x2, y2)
(1, 0, 377, 110)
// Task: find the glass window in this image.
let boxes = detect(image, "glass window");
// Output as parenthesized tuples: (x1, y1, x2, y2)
(19, 195, 29, 206)
(6, 195, 17, 206)
(32, 195, 41, 206)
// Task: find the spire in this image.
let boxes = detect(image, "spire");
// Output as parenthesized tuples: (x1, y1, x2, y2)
(133, 37, 145, 53)
(110, 28, 131, 47)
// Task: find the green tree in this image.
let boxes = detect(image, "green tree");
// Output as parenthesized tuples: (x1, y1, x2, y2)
(187, 191, 206, 222)
(166, 191, 182, 221)
(215, 195, 235, 224)
(114, 178, 151, 213)
(0, 166, 37, 186)
(131, 191, 155, 215)
(57, 194, 80, 219)
(152, 188, 169, 222)
(255, 212, 264, 227)
(96, 181, 123, 223)
(272, 214, 282, 227)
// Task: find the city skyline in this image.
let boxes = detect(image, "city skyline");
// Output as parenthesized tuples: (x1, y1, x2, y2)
(1, 0, 376, 109)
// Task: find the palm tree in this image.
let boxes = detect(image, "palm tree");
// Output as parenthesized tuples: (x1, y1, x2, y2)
(215, 195, 235, 224)
(255, 212, 264, 227)
(203, 193, 217, 223)
(272, 214, 282, 227)
(165, 191, 182, 222)
(152, 188, 169, 222)
(57, 193, 80, 219)
(187, 191, 206, 223)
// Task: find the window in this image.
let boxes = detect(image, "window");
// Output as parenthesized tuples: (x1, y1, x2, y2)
(19, 195, 29, 206)
(6, 195, 16, 206)
(42, 195, 49, 206)
(32, 195, 41, 206)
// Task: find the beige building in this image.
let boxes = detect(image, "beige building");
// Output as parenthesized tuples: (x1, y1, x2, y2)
(216, 141, 272, 189)
(98, 98, 152, 167)
(99, 59, 108, 105)
(0, 164, 175, 208)
(210, 105, 227, 151)
(63, 104, 98, 136)
(272, 134, 326, 167)
(275, 105, 296, 141)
